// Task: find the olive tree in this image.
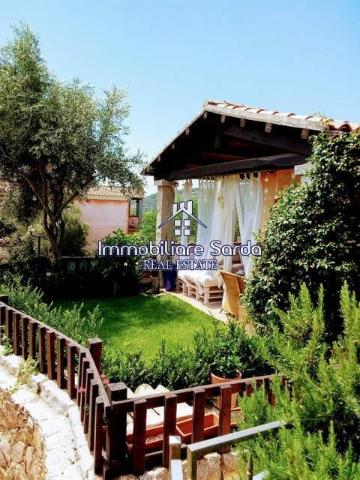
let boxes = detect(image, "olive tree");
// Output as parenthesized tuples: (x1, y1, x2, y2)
(0, 25, 143, 262)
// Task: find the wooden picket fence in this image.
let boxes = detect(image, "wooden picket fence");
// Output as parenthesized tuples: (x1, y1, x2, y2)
(0, 296, 275, 479)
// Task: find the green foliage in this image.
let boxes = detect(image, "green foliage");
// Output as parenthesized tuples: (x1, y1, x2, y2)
(102, 347, 147, 391)
(147, 341, 198, 390)
(3, 203, 88, 262)
(192, 320, 269, 379)
(0, 275, 103, 345)
(0, 25, 143, 262)
(244, 132, 360, 338)
(137, 210, 157, 242)
(102, 319, 271, 390)
(0, 357, 38, 403)
(98, 228, 142, 294)
(0, 325, 13, 355)
(236, 284, 360, 478)
(60, 205, 88, 256)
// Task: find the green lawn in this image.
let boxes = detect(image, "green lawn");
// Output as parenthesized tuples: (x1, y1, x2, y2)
(56, 294, 215, 360)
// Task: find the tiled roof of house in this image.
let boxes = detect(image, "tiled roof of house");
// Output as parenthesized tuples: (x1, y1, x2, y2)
(205, 100, 360, 132)
(86, 185, 144, 199)
(0, 181, 143, 200)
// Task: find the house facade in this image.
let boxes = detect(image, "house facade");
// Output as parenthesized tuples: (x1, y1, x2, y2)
(76, 185, 143, 250)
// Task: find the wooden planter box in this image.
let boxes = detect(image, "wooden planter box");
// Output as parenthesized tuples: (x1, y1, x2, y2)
(127, 425, 164, 454)
(176, 413, 219, 444)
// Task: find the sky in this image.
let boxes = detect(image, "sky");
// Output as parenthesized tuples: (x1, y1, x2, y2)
(1, 0, 359, 194)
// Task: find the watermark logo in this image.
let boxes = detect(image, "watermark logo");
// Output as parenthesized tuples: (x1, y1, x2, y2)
(158, 200, 206, 237)
(98, 198, 262, 272)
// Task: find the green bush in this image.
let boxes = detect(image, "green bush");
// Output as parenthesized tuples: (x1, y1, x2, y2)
(0, 275, 103, 345)
(102, 321, 271, 391)
(102, 347, 147, 391)
(236, 283, 360, 478)
(98, 228, 142, 295)
(60, 205, 88, 256)
(137, 210, 156, 242)
(192, 320, 271, 380)
(244, 132, 360, 338)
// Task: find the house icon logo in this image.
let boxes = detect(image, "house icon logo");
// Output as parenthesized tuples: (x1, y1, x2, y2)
(158, 200, 207, 237)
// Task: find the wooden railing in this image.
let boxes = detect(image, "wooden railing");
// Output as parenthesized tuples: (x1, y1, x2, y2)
(186, 420, 287, 480)
(0, 295, 275, 479)
(0, 296, 111, 475)
(169, 421, 288, 480)
(106, 375, 275, 476)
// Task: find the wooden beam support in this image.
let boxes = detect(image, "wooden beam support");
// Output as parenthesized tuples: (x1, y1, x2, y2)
(223, 125, 311, 155)
(265, 122, 272, 133)
(301, 128, 310, 140)
(156, 153, 306, 181)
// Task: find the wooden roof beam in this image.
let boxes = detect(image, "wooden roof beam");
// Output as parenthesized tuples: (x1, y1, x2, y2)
(223, 125, 311, 156)
(155, 153, 306, 181)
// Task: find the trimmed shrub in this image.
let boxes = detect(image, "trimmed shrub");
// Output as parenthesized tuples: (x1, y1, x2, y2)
(102, 321, 272, 391)
(244, 132, 360, 338)
(0, 275, 103, 345)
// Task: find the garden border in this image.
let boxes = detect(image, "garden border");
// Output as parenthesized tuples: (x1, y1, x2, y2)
(0, 295, 275, 479)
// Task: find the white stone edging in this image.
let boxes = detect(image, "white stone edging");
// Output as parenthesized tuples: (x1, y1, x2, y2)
(0, 347, 95, 480)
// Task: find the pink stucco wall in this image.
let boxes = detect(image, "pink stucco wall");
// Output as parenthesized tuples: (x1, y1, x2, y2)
(76, 198, 129, 251)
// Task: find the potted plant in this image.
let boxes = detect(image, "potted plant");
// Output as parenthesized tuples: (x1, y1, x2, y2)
(208, 324, 244, 409)
(210, 353, 243, 409)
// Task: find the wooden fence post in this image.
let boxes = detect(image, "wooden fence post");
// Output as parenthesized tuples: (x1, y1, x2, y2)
(5, 308, 12, 342)
(132, 398, 147, 475)
(94, 396, 104, 474)
(88, 338, 103, 372)
(192, 389, 206, 443)
(66, 344, 77, 399)
(105, 382, 128, 463)
(218, 384, 232, 436)
(84, 368, 94, 434)
(56, 336, 66, 388)
(21, 316, 29, 360)
(163, 393, 178, 468)
(38, 326, 47, 373)
(12, 312, 21, 355)
(88, 379, 99, 450)
(28, 320, 38, 359)
(46, 330, 56, 379)
(0, 295, 8, 305)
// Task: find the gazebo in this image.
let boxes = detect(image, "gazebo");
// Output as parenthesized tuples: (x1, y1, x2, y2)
(142, 100, 359, 307)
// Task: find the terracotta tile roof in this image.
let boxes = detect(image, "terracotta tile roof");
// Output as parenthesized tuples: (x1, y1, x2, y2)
(86, 185, 144, 199)
(0, 181, 143, 200)
(142, 100, 359, 174)
(205, 100, 360, 132)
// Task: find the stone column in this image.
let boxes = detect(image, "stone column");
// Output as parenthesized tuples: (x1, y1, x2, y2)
(294, 162, 312, 184)
(155, 179, 176, 244)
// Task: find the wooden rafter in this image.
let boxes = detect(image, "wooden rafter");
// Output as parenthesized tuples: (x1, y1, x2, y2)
(222, 125, 312, 156)
(155, 153, 306, 180)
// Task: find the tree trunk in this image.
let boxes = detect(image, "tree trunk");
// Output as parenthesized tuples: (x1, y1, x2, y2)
(42, 211, 62, 264)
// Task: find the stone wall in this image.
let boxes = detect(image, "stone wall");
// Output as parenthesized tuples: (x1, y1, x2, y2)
(0, 395, 45, 480)
(0, 347, 95, 479)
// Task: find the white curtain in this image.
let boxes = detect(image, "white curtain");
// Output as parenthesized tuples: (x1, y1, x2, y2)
(180, 179, 192, 247)
(235, 173, 263, 277)
(196, 179, 216, 254)
(199, 176, 237, 271)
